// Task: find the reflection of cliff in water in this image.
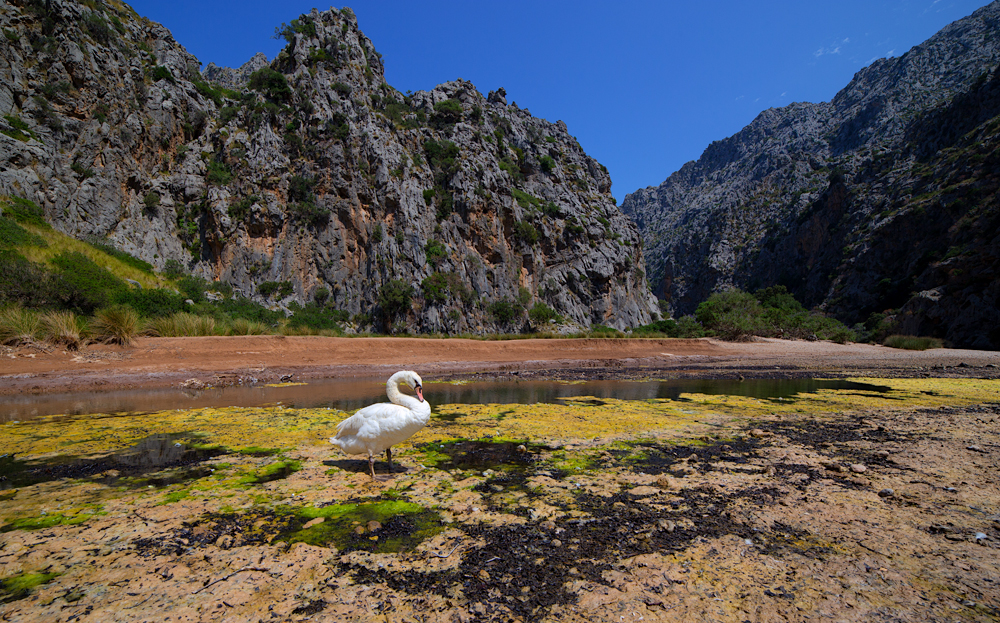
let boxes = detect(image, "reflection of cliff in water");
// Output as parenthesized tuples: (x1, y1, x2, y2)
(1, 378, 891, 422)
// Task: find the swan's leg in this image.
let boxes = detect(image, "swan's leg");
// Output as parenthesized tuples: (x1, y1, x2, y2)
(386, 448, 393, 473)
(368, 452, 376, 479)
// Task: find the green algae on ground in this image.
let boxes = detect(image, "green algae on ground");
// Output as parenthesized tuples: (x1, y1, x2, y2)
(283, 500, 442, 552)
(0, 504, 103, 532)
(0, 406, 346, 459)
(0, 571, 60, 604)
(5, 379, 995, 463)
(238, 458, 302, 485)
(135, 500, 443, 555)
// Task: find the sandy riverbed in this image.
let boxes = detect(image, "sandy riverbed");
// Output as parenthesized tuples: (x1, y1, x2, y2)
(3, 336, 999, 396)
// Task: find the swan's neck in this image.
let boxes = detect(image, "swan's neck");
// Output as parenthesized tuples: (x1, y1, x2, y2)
(387, 376, 426, 413)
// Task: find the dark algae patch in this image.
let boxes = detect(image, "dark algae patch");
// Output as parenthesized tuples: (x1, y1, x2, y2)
(0, 433, 226, 490)
(343, 485, 795, 621)
(134, 499, 443, 555)
(416, 438, 548, 471)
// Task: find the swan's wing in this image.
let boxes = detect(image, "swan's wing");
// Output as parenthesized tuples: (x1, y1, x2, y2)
(331, 401, 428, 455)
(333, 402, 411, 440)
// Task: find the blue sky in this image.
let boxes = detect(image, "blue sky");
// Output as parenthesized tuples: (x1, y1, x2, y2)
(126, 0, 992, 201)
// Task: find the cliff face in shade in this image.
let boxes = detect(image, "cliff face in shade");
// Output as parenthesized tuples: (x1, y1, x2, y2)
(622, 1, 1000, 349)
(0, 1, 657, 333)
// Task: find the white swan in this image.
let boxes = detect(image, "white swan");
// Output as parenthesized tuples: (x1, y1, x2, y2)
(330, 370, 431, 479)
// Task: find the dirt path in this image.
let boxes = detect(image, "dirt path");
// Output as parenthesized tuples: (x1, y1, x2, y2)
(3, 336, 999, 396)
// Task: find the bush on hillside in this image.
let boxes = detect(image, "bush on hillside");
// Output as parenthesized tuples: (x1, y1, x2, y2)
(883, 334, 944, 350)
(287, 301, 344, 333)
(49, 251, 128, 314)
(378, 279, 413, 325)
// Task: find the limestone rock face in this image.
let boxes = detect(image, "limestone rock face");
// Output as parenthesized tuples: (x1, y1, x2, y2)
(622, 2, 1000, 349)
(203, 52, 269, 91)
(0, 1, 657, 333)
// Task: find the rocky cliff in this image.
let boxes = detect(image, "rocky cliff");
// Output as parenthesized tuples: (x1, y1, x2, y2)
(622, 1, 1000, 349)
(0, 0, 657, 333)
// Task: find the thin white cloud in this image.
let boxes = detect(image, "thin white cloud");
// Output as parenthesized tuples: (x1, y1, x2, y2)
(814, 37, 851, 58)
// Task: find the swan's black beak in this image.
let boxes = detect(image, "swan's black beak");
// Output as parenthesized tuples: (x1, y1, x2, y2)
(415, 384, 424, 402)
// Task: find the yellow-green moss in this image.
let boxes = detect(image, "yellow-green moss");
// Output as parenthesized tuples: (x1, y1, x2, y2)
(1, 571, 61, 603)
(2, 379, 997, 463)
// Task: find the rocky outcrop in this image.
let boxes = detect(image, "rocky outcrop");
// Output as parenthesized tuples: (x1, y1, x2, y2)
(0, 1, 657, 332)
(622, 1, 1000, 349)
(203, 52, 268, 91)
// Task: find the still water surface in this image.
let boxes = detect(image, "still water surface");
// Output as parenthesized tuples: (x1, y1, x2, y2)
(0, 378, 890, 422)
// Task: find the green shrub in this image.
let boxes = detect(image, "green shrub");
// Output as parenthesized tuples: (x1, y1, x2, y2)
(149, 65, 175, 84)
(883, 335, 944, 350)
(378, 279, 414, 324)
(587, 324, 625, 338)
(81, 12, 114, 44)
(0, 305, 41, 345)
(0, 251, 50, 308)
(258, 281, 280, 298)
(514, 221, 539, 245)
(694, 286, 856, 342)
(1, 197, 48, 228)
(313, 287, 330, 304)
(274, 16, 316, 43)
(287, 301, 343, 332)
(215, 297, 283, 325)
(512, 188, 541, 209)
(115, 288, 185, 318)
(163, 259, 185, 278)
(528, 302, 561, 325)
(248, 67, 291, 102)
(230, 318, 269, 335)
(219, 106, 238, 125)
(179, 274, 210, 303)
(206, 159, 233, 185)
(421, 271, 450, 305)
(227, 195, 258, 221)
(541, 201, 561, 217)
(192, 76, 226, 107)
(487, 299, 521, 325)
(432, 99, 462, 123)
(91, 305, 141, 346)
(289, 201, 330, 227)
(695, 289, 767, 341)
(0, 216, 46, 248)
(49, 251, 127, 314)
(632, 318, 679, 337)
(143, 192, 159, 211)
(425, 239, 447, 266)
(40, 310, 82, 349)
(424, 139, 460, 174)
(2, 115, 35, 142)
(539, 155, 556, 174)
(71, 161, 95, 179)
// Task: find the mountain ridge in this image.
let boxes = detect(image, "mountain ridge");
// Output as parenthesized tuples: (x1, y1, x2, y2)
(622, 0, 1000, 349)
(0, 1, 657, 333)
